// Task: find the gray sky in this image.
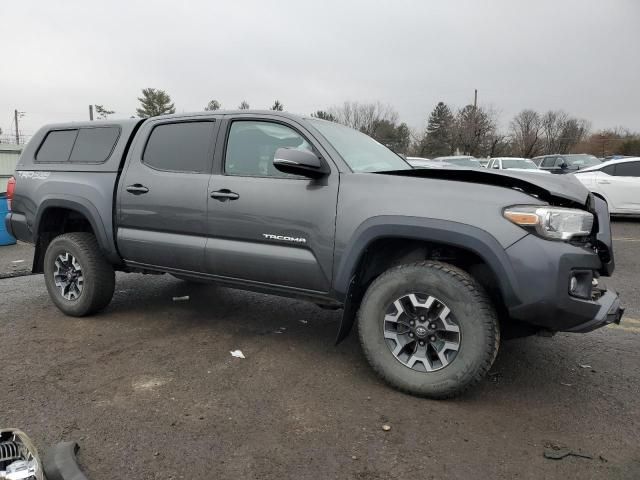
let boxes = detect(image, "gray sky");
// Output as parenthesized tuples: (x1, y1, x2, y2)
(3, 0, 639, 139)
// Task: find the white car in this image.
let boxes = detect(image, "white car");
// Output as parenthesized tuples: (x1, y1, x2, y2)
(486, 157, 550, 174)
(574, 157, 640, 214)
(406, 157, 457, 169)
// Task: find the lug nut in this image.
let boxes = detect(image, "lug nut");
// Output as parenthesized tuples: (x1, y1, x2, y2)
(419, 316, 425, 321)
(430, 336, 436, 342)
(419, 341, 425, 346)
(409, 333, 414, 338)
(409, 320, 415, 326)
(430, 323, 437, 329)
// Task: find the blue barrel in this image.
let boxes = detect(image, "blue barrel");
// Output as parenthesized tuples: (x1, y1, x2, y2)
(0, 193, 16, 246)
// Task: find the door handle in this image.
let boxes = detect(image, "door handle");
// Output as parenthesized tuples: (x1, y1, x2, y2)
(210, 189, 239, 201)
(126, 184, 149, 195)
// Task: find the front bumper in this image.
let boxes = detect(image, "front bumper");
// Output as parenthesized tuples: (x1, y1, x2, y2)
(505, 233, 623, 333)
(564, 289, 623, 332)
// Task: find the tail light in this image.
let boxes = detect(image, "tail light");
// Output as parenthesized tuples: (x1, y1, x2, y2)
(6, 176, 16, 210)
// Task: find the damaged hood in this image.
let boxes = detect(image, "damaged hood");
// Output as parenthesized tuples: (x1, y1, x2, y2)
(378, 167, 590, 206)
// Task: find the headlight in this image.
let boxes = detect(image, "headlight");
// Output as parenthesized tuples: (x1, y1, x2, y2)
(504, 205, 594, 240)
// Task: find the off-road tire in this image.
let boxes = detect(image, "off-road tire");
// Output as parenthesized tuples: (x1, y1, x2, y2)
(357, 261, 500, 399)
(44, 232, 115, 316)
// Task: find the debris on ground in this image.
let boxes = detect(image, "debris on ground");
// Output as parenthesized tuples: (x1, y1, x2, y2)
(543, 442, 593, 461)
(382, 425, 391, 431)
(172, 295, 190, 302)
(560, 382, 573, 387)
(578, 364, 592, 369)
(11, 259, 25, 264)
(230, 350, 245, 359)
(299, 320, 308, 324)
(273, 327, 287, 334)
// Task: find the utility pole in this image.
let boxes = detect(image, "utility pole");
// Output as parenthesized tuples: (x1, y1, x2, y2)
(14, 109, 20, 145)
(473, 89, 478, 109)
(89, 105, 94, 121)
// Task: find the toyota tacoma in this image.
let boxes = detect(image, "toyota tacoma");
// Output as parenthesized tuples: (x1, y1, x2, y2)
(4, 111, 623, 398)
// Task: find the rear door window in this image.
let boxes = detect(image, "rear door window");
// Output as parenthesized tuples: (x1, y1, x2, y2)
(541, 157, 554, 167)
(143, 121, 216, 173)
(69, 127, 120, 163)
(613, 161, 640, 177)
(36, 129, 78, 162)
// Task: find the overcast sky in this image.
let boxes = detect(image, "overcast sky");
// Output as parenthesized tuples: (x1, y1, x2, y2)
(2, 0, 639, 139)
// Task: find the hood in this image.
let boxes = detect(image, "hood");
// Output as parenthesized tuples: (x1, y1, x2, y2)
(377, 167, 590, 206)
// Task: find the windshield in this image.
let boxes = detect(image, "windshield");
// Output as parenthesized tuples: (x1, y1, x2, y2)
(565, 154, 601, 168)
(447, 158, 482, 167)
(307, 119, 411, 172)
(502, 159, 537, 169)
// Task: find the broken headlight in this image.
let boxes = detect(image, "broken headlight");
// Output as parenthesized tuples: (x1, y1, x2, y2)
(504, 205, 594, 241)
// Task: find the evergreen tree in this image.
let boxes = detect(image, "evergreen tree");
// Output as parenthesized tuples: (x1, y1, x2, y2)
(95, 105, 115, 120)
(420, 102, 455, 156)
(270, 100, 284, 111)
(204, 100, 221, 111)
(311, 110, 336, 122)
(136, 88, 175, 118)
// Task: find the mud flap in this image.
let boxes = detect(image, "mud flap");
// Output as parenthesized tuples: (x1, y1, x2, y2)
(335, 275, 360, 344)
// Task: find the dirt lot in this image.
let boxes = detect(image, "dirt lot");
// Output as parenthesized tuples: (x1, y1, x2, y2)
(1, 221, 639, 479)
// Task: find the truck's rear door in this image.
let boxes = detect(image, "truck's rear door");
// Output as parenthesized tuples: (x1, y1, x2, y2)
(117, 115, 220, 272)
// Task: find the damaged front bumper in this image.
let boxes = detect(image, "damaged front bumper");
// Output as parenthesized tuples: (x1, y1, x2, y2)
(564, 289, 624, 333)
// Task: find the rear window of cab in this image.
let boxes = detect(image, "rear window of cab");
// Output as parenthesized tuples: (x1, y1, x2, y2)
(36, 126, 120, 163)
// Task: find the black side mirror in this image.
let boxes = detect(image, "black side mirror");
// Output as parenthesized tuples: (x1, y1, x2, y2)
(273, 148, 329, 179)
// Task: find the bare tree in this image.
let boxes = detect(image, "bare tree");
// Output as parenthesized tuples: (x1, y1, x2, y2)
(328, 101, 398, 136)
(510, 109, 542, 158)
(558, 118, 590, 153)
(455, 105, 497, 156)
(238, 100, 250, 110)
(540, 110, 568, 154)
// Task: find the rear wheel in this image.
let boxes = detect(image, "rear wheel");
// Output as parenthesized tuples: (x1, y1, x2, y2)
(43, 232, 115, 316)
(357, 261, 499, 398)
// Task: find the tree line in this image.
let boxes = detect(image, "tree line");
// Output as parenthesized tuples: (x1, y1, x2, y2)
(97, 88, 640, 158)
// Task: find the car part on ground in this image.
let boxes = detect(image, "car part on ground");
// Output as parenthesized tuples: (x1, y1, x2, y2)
(42, 442, 87, 480)
(0, 429, 43, 480)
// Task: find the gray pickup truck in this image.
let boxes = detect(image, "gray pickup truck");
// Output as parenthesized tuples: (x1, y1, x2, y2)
(5, 111, 623, 398)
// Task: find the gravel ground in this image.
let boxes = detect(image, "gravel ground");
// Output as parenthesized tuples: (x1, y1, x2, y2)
(0, 221, 639, 479)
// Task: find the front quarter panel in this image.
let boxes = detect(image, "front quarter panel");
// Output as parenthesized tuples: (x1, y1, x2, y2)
(333, 173, 546, 302)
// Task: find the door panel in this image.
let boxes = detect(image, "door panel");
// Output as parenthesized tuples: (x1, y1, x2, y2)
(117, 118, 219, 271)
(204, 118, 338, 293)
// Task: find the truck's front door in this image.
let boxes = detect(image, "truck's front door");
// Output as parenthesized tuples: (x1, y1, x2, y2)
(205, 116, 339, 293)
(117, 117, 220, 272)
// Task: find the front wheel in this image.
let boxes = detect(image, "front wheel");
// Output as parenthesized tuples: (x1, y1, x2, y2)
(43, 232, 115, 316)
(357, 261, 500, 399)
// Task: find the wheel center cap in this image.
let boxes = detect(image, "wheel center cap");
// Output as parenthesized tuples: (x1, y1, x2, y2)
(415, 325, 428, 338)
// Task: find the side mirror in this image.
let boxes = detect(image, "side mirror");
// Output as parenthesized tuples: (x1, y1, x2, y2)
(273, 148, 328, 179)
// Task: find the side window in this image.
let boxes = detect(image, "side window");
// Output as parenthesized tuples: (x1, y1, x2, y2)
(225, 120, 313, 177)
(36, 129, 78, 162)
(601, 164, 615, 176)
(612, 161, 640, 177)
(541, 157, 554, 167)
(69, 127, 120, 163)
(143, 121, 215, 173)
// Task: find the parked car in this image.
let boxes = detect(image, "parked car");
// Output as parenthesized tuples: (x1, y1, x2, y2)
(533, 154, 601, 173)
(487, 157, 550, 174)
(431, 155, 483, 168)
(406, 157, 456, 169)
(574, 157, 640, 214)
(5, 111, 622, 398)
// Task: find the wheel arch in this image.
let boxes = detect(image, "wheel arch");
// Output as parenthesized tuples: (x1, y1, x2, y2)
(334, 216, 521, 343)
(33, 196, 118, 272)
